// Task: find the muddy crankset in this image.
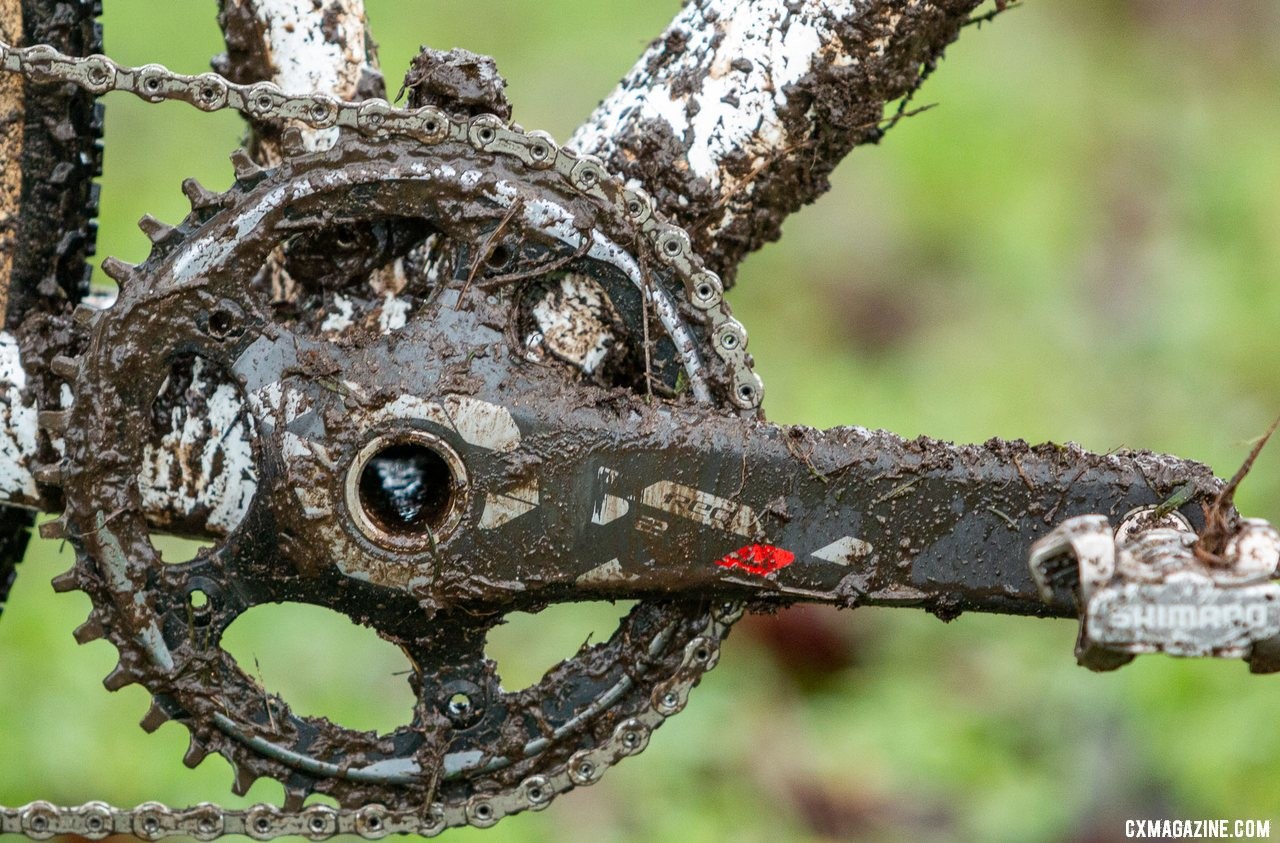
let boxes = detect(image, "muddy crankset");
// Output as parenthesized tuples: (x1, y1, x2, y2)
(0, 37, 768, 835)
(6, 33, 1280, 843)
(22, 110, 773, 830)
(30, 127, 1263, 833)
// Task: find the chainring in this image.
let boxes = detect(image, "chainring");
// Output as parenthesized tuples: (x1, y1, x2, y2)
(42, 120, 754, 827)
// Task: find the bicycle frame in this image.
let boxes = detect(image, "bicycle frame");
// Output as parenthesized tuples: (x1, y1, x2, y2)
(1, 0, 1278, 834)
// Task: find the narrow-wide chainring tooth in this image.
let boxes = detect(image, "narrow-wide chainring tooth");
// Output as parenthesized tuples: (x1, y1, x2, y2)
(278, 127, 307, 158)
(230, 764, 258, 799)
(137, 213, 176, 245)
(228, 149, 266, 184)
(140, 700, 170, 734)
(102, 661, 140, 692)
(37, 517, 68, 540)
(31, 463, 63, 486)
(183, 736, 211, 769)
(98, 256, 136, 286)
(181, 177, 229, 215)
(281, 788, 306, 814)
(49, 565, 78, 593)
(71, 611, 105, 645)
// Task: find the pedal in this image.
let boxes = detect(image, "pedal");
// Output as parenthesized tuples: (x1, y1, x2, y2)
(1029, 506, 1280, 672)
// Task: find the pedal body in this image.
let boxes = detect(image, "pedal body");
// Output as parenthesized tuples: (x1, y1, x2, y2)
(1029, 508, 1280, 671)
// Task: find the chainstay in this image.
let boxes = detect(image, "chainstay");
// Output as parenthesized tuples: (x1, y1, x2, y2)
(0, 39, 764, 409)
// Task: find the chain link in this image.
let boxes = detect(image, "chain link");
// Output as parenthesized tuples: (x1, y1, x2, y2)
(0, 39, 756, 836)
(0, 40, 764, 408)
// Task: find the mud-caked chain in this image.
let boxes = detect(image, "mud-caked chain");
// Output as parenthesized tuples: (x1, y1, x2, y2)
(0, 41, 764, 409)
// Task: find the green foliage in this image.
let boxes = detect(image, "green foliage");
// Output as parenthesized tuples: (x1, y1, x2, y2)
(3, 1, 1280, 840)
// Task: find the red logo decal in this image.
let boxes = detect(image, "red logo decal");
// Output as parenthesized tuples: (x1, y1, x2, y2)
(715, 544, 795, 576)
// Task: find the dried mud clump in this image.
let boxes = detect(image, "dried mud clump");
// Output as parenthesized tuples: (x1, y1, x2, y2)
(400, 47, 511, 121)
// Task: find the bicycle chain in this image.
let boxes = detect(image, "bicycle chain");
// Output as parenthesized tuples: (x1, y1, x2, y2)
(0, 606, 743, 840)
(0, 40, 762, 837)
(0, 39, 764, 410)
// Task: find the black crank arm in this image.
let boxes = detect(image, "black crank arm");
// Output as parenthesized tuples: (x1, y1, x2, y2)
(452, 389, 1223, 619)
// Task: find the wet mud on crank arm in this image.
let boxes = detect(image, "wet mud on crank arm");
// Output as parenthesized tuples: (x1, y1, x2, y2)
(465, 388, 1280, 675)
(453, 391, 1223, 622)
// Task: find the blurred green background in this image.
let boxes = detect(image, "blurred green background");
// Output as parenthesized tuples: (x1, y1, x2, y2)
(4, 0, 1280, 840)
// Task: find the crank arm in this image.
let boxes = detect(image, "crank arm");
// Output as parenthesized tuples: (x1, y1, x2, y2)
(441, 379, 1224, 619)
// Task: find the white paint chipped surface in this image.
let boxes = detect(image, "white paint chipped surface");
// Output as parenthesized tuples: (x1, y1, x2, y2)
(246, 0, 373, 150)
(571, 0, 861, 195)
(139, 358, 257, 534)
(320, 293, 355, 333)
(0, 331, 38, 502)
(531, 274, 616, 374)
